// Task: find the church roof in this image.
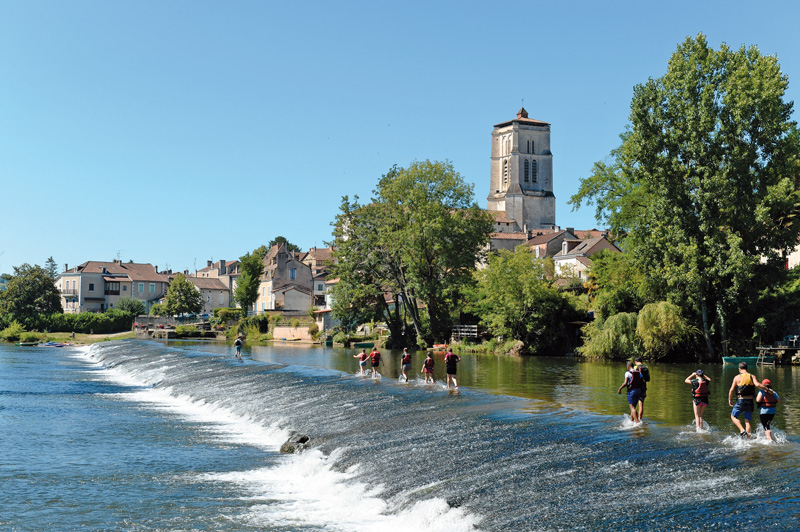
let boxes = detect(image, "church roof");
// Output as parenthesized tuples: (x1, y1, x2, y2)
(494, 107, 550, 129)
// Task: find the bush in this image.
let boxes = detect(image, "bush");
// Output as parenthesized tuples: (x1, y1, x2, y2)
(175, 325, 199, 337)
(290, 318, 300, 327)
(578, 312, 640, 359)
(114, 297, 146, 316)
(149, 303, 167, 316)
(333, 331, 347, 344)
(2, 321, 26, 342)
(214, 307, 243, 321)
(636, 301, 699, 360)
(20, 331, 43, 343)
(308, 323, 320, 340)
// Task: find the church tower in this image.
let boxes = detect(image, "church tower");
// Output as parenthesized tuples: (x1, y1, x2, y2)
(487, 108, 555, 231)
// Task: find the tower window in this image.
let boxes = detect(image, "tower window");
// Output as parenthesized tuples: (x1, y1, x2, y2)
(524, 160, 530, 182)
(531, 160, 538, 183)
(503, 160, 508, 187)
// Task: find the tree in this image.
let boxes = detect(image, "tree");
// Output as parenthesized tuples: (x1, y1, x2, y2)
(570, 34, 800, 359)
(470, 248, 581, 354)
(149, 303, 167, 316)
(114, 297, 146, 316)
(268, 236, 300, 253)
(44, 257, 59, 279)
(233, 252, 264, 315)
(0, 263, 63, 328)
(164, 273, 203, 316)
(330, 161, 493, 345)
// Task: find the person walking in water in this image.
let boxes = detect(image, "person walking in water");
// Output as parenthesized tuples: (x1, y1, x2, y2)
(728, 361, 765, 438)
(617, 360, 645, 423)
(444, 348, 461, 390)
(685, 369, 711, 430)
(756, 378, 781, 442)
(354, 349, 369, 376)
(633, 356, 650, 421)
(234, 336, 243, 359)
(400, 347, 412, 382)
(369, 347, 383, 379)
(421, 352, 435, 384)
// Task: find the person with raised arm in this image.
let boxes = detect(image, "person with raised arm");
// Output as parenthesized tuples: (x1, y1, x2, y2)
(617, 360, 644, 423)
(685, 369, 711, 430)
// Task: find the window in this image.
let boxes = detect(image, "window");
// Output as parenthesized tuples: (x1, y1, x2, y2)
(317, 284, 323, 291)
(72, 280, 76, 290)
(89, 283, 95, 292)
(149, 283, 155, 293)
(531, 160, 538, 183)
(290, 269, 296, 280)
(503, 160, 508, 187)
(138, 283, 144, 293)
(123, 285, 127, 291)
(523, 160, 529, 182)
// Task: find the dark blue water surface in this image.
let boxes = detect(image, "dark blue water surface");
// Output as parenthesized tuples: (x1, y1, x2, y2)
(1, 340, 799, 532)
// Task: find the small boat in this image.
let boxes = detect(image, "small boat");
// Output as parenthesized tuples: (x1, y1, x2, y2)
(432, 344, 449, 350)
(353, 341, 374, 348)
(324, 338, 333, 346)
(722, 356, 774, 365)
(15, 342, 38, 346)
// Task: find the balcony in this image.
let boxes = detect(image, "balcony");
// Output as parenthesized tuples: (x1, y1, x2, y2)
(61, 289, 79, 296)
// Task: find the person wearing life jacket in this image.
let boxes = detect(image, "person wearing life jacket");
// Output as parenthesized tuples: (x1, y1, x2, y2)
(353, 349, 369, 376)
(400, 347, 412, 382)
(369, 348, 383, 379)
(617, 361, 643, 423)
(420, 352, 435, 384)
(756, 378, 781, 442)
(728, 361, 765, 438)
(633, 356, 651, 421)
(685, 369, 712, 430)
(444, 348, 461, 390)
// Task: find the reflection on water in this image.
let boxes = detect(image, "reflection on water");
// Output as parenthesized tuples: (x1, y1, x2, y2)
(168, 340, 799, 435)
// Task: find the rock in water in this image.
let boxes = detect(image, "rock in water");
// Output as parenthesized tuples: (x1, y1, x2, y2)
(280, 433, 310, 454)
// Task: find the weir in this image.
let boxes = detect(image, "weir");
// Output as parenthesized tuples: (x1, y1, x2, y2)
(3, 340, 798, 531)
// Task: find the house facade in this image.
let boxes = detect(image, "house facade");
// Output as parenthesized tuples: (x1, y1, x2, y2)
(553, 236, 620, 280)
(255, 244, 314, 313)
(192, 259, 240, 307)
(56, 260, 169, 313)
(186, 277, 230, 314)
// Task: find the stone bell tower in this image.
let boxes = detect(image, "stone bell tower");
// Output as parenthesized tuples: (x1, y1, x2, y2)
(486, 108, 555, 231)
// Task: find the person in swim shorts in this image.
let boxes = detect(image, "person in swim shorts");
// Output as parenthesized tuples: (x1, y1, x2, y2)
(617, 361, 643, 423)
(421, 352, 435, 384)
(444, 348, 461, 390)
(400, 347, 412, 382)
(728, 361, 765, 438)
(353, 349, 369, 376)
(369, 348, 383, 379)
(756, 378, 780, 442)
(685, 369, 711, 430)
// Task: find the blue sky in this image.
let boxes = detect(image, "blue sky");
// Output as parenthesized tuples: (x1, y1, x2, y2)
(2, 1, 799, 275)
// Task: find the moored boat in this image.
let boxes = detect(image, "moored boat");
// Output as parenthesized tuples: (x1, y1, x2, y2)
(353, 341, 374, 348)
(722, 355, 774, 365)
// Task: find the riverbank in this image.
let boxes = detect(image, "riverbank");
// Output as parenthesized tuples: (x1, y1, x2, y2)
(2, 330, 136, 346)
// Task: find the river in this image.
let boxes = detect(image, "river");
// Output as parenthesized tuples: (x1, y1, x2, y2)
(1, 340, 798, 531)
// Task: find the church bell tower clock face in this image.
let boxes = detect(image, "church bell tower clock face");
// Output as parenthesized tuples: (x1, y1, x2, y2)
(487, 108, 555, 231)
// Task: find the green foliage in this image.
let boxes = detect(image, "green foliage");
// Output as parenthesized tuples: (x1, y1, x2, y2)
(1, 321, 26, 341)
(332, 331, 347, 344)
(470, 248, 583, 354)
(578, 312, 640, 360)
(213, 307, 242, 321)
(44, 257, 59, 279)
(635, 302, 699, 360)
(234, 252, 264, 313)
(149, 303, 167, 316)
(0, 263, 63, 328)
(308, 322, 320, 340)
(330, 160, 493, 346)
(587, 250, 655, 320)
(114, 297, 146, 316)
(290, 318, 300, 327)
(164, 273, 204, 316)
(36, 310, 134, 334)
(570, 34, 800, 359)
(175, 325, 198, 336)
(20, 331, 43, 343)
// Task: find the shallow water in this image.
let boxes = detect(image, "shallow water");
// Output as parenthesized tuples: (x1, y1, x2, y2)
(2, 340, 798, 531)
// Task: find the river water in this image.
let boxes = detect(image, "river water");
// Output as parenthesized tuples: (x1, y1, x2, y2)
(2, 340, 798, 531)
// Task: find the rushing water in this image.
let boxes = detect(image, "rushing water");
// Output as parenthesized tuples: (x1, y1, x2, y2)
(2, 340, 799, 532)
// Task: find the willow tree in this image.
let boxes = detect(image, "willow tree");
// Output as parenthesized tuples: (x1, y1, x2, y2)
(571, 34, 800, 359)
(330, 161, 493, 346)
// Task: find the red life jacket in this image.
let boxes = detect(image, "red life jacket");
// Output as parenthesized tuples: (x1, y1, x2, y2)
(359, 353, 369, 361)
(370, 351, 381, 364)
(758, 390, 778, 408)
(424, 357, 434, 369)
(402, 353, 412, 364)
(692, 379, 709, 398)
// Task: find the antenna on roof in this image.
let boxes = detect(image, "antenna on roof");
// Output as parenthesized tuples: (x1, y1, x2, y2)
(116, 249, 125, 261)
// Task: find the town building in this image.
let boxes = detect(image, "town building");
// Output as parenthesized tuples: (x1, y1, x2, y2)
(56, 260, 169, 313)
(255, 244, 313, 313)
(553, 235, 620, 281)
(192, 259, 241, 307)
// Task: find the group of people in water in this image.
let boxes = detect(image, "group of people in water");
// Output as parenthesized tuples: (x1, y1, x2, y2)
(619, 358, 782, 440)
(354, 346, 462, 389)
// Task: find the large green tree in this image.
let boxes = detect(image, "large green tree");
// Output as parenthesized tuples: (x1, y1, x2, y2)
(233, 251, 264, 315)
(0, 263, 63, 327)
(470, 248, 582, 354)
(571, 34, 800, 359)
(114, 296, 146, 316)
(164, 273, 204, 316)
(330, 160, 493, 346)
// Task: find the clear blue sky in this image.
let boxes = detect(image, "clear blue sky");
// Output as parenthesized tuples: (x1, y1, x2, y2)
(2, 1, 799, 275)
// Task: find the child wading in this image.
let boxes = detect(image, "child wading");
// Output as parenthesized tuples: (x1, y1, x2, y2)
(685, 369, 711, 430)
(354, 349, 369, 376)
(421, 352, 435, 384)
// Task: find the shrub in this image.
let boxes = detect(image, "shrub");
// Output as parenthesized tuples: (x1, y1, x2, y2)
(636, 301, 699, 360)
(2, 321, 26, 341)
(308, 323, 320, 340)
(214, 307, 243, 321)
(20, 331, 43, 343)
(149, 303, 167, 316)
(290, 318, 300, 327)
(333, 331, 347, 344)
(578, 312, 640, 359)
(114, 297, 146, 316)
(175, 325, 199, 337)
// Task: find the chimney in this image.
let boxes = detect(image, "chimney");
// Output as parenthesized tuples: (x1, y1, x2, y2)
(155, 265, 158, 273)
(184, 269, 189, 275)
(566, 227, 575, 236)
(220, 259, 226, 274)
(64, 263, 68, 272)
